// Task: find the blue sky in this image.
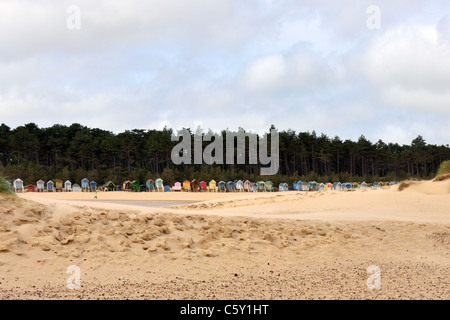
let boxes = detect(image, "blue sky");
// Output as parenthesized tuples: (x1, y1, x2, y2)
(0, 0, 449, 145)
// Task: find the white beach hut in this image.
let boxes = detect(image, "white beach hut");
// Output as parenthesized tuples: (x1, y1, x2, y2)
(13, 179, 24, 193)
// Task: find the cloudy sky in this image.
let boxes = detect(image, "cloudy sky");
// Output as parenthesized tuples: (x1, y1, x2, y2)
(0, 0, 449, 145)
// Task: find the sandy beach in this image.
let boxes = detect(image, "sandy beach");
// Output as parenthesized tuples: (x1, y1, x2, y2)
(0, 180, 448, 300)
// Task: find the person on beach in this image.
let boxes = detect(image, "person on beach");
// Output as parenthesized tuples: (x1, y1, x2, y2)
(94, 191, 98, 199)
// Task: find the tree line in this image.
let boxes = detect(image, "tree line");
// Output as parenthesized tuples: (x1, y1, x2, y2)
(0, 123, 448, 187)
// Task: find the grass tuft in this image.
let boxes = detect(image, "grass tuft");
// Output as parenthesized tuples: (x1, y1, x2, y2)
(434, 160, 450, 181)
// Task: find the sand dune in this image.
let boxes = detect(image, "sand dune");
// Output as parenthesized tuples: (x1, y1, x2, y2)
(398, 179, 450, 195)
(0, 181, 449, 299)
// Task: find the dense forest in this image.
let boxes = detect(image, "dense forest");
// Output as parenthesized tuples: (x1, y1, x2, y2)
(0, 123, 449, 187)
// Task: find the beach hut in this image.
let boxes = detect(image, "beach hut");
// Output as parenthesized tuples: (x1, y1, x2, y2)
(318, 183, 325, 191)
(103, 181, 115, 192)
(295, 181, 303, 191)
(114, 185, 123, 191)
(243, 180, 251, 192)
(385, 182, 391, 187)
(64, 180, 72, 192)
(81, 178, 90, 192)
(226, 181, 236, 192)
(139, 184, 147, 192)
(46, 180, 54, 192)
(191, 179, 199, 192)
(172, 182, 182, 192)
(235, 180, 244, 192)
(299, 181, 306, 191)
(90, 181, 97, 192)
(208, 180, 216, 192)
(55, 179, 63, 192)
(334, 182, 342, 191)
(146, 179, 155, 192)
(200, 181, 207, 191)
(256, 181, 265, 192)
(72, 183, 81, 192)
(279, 183, 288, 192)
(361, 182, 368, 189)
(308, 181, 317, 191)
(102, 181, 113, 191)
(378, 182, 384, 187)
(36, 180, 45, 192)
(164, 185, 171, 192)
(27, 184, 35, 192)
(218, 181, 226, 192)
(123, 180, 132, 191)
(344, 182, 352, 190)
(13, 179, 25, 192)
(155, 178, 164, 192)
(352, 182, 358, 189)
(131, 181, 140, 192)
(183, 180, 191, 192)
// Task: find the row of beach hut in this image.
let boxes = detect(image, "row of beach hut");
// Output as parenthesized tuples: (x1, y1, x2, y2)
(173, 180, 392, 192)
(101, 179, 165, 192)
(11, 177, 395, 193)
(12, 178, 98, 193)
(293, 181, 392, 191)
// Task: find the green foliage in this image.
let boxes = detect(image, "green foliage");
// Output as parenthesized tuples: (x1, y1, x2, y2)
(161, 168, 175, 186)
(56, 166, 71, 182)
(72, 168, 88, 185)
(0, 174, 12, 194)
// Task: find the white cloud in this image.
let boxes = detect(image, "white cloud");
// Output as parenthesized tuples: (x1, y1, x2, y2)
(243, 54, 286, 93)
(363, 24, 450, 113)
(382, 87, 450, 113)
(0, 1, 450, 145)
(0, 0, 265, 60)
(242, 44, 335, 96)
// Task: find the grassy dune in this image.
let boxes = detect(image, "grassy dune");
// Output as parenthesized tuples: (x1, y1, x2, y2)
(434, 160, 450, 181)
